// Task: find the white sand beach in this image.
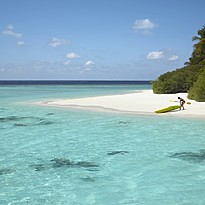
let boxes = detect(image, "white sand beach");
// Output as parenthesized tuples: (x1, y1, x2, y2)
(36, 90, 205, 118)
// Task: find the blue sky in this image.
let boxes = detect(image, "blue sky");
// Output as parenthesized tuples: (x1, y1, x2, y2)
(0, 0, 205, 80)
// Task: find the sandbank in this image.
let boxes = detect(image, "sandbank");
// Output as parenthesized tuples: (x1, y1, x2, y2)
(35, 90, 205, 118)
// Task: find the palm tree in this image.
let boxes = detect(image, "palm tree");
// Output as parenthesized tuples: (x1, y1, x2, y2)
(188, 26, 205, 65)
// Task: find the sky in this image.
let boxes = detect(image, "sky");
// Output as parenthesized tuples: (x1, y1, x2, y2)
(0, 0, 205, 80)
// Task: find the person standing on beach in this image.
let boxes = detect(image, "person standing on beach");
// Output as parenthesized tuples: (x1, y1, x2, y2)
(178, 97, 185, 110)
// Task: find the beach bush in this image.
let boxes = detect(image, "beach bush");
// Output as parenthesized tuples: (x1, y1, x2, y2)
(152, 26, 205, 101)
(152, 65, 200, 94)
(188, 67, 205, 101)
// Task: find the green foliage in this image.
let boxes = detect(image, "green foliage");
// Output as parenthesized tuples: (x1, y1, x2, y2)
(152, 65, 201, 94)
(188, 26, 205, 66)
(188, 67, 205, 101)
(152, 26, 205, 101)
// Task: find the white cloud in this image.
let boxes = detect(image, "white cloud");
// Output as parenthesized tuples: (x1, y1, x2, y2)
(7, 24, 14, 30)
(147, 51, 164, 60)
(2, 24, 22, 38)
(83, 67, 92, 71)
(17, 41, 25, 46)
(80, 61, 95, 73)
(49, 37, 70, 48)
(66, 52, 80, 59)
(80, 67, 91, 73)
(146, 50, 180, 62)
(63, 60, 70, 65)
(168, 55, 179, 61)
(133, 19, 157, 34)
(85, 60, 95, 66)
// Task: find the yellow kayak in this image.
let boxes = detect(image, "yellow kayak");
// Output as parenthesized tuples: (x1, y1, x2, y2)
(155, 105, 181, 114)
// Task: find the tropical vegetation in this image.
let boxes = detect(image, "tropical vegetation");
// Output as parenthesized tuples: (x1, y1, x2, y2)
(152, 26, 205, 101)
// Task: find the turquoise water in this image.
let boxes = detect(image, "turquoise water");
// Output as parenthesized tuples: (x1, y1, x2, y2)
(1, 84, 205, 205)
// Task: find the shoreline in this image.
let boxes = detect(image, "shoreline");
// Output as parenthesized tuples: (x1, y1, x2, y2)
(33, 89, 205, 119)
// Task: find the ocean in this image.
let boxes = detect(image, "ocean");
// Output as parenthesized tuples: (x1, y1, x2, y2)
(0, 81, 205, 205)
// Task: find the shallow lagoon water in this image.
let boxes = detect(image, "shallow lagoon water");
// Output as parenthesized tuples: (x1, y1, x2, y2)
(1, 83, 205, 205)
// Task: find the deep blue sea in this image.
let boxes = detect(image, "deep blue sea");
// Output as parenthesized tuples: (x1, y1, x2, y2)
(0, 81, 205, 205)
